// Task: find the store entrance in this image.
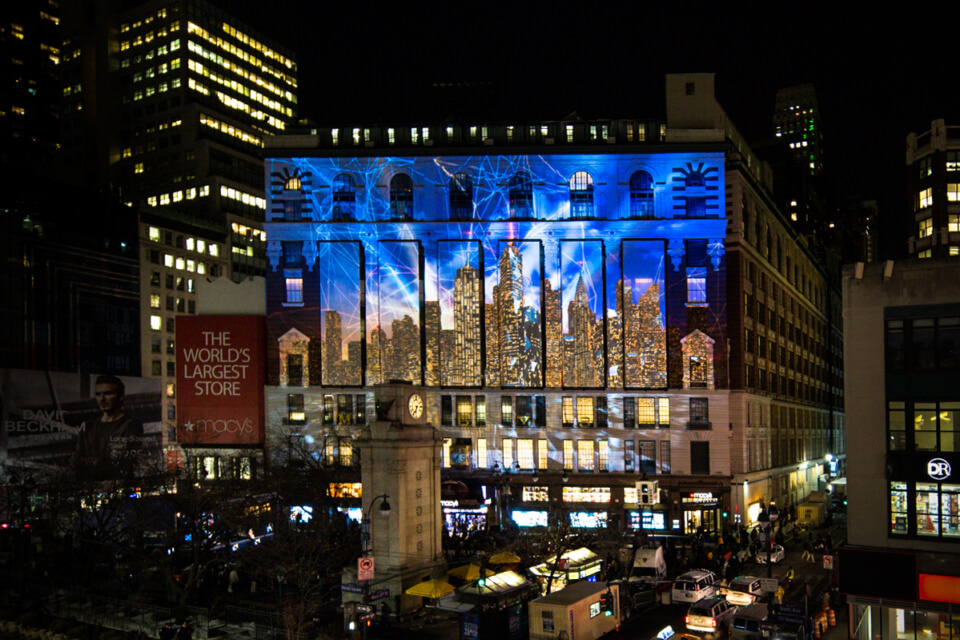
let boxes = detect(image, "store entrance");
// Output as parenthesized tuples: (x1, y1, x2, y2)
(683, 508, 718, 534)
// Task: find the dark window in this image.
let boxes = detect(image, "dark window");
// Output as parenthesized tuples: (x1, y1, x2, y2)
(282, 241, 303, 267)
(596, 396, 608, 429)
(150, 271, 161, 286)
(449, 172, 473, 219)
(629, 171, 654, 218)
(686, 196, 707, 217)
(283, 199, 302, 221)
(441, 396, 453, 426)
(623, 397, 636, 429)
(287, 354, 303, 386)
(912, 319, 937, 370)
(639, 440, 656, 474)
(322, 394, 334, 425)
(355, 394, 365, 424)
(508, 171, 534, 218)
(389, 173, 413, 220)
(337, 394, 353, 425)
(939, 318, 960, 369)
(569, 171, 594, 218)
(535, 395, 546, 427)
(691, 441, 710, 474)
(516, 396, 533, 427)
(689, 398, 710, 427)
(332, 173, 355, 220)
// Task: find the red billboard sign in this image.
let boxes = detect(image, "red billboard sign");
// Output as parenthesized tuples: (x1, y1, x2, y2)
(176, 316, 265, 445)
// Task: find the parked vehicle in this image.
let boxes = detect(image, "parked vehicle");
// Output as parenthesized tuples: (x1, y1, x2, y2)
(754, 544, 785, 565)
(671, 569, 719, 604)
(685, 596, 737, 638)
(720, 576, 766, 606)
(730, 603, 769, 640)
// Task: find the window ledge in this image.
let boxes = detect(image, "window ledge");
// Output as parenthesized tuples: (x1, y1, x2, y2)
(282, 302, 304, 308)
(686, 421, 712, 430)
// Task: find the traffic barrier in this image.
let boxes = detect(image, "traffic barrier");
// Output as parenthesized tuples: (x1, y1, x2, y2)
(813, 619, 822, 639)
(828, 608, 836, 627)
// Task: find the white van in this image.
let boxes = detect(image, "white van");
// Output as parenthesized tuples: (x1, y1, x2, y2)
(730, 603, 768, 640)
(671, 569, 718, 604)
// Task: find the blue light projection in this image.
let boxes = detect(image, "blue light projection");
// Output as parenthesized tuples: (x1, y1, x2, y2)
(266, 151, 726, 389)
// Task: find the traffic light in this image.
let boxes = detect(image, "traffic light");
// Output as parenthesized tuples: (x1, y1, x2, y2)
(477, 576, 486, 587)
(600, 590, 614, 616)
(722, 510, 729, 519)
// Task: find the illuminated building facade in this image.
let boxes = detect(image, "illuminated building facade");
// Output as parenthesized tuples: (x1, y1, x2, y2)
(263, 73, 842, 534)
(906, 119, 960, 260)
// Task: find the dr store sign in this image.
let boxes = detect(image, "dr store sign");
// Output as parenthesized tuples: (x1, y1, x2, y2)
(928, 458, 953, 481)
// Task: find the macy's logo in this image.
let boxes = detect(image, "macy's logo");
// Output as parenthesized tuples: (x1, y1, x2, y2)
(183, 418, 255, 434)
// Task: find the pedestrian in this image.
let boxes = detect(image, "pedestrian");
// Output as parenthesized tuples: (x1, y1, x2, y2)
(175, 620, 193, 640)
(159, 623, 176, 640)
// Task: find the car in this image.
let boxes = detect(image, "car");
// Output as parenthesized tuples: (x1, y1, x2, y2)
(721, 576, 765, 606)
(754, 543, 785, 565)
(685, 596, 738, 638)
(672, 569, 719, 604)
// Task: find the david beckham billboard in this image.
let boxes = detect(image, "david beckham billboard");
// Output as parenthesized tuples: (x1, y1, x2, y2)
(176, 316, 266, 445)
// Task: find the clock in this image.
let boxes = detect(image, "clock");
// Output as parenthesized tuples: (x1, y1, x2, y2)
(407, 393, 424, 420)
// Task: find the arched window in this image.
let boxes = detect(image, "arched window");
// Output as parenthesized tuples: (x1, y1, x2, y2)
(629, 170, 654, 218)
(569, 170, 594, 219)
(449, 172, 473, 219)
(389, 173, 413, 220)
(332, 173, 355, 221)
(508, 171, 534, 218)
(284, 176, 302, 191)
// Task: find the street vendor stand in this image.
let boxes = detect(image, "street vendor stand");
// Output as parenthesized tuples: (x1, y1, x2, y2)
(529, 547, 603, 593)
(455, 570, 540, 640)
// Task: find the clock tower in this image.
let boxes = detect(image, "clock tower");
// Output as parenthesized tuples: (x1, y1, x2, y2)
(358, 382, 443, 612)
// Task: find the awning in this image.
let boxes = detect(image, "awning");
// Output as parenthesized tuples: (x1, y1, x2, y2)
(405, 579, 456, 599)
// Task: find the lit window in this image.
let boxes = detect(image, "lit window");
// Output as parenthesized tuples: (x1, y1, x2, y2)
(951, 246, 960, 256)
(175, 257, 185, 270)
(150, 294, 160, 308)
(538, 439, 548, 469)
(186, 238, 195, 251)
(134, 162, 144, 174)
(149, 226, 160, 242)
(164, 254, 173, 267)
(686, 266, 707, 304)
(197, 263, 206, 275)
(285, 277, 303, 303)
(150, 315, 162, 330)
(566, 124, 574, 142)
(919, 187, 933, 209)
(197, 239, 206, 253)
(477, 438, 487, 468)
(569, 171, 594, 218)
(949, 184, 960, 202)
(577, 440, 595, 471)
(598, 440, 609, 471)
(209, 244, 218, 256)
(658, 398, 670, 427)
(186, 259, 195, 272)
(918, 216, 933, 239)
(563, 440, 574, 470)
(562, 397, 574, 428)
(919, 249, 932, 259)
(517, 439, 534, 470)
(576, 397, 594, 427)
(949, 214, 960, 233)
(503, 438, 514, 469)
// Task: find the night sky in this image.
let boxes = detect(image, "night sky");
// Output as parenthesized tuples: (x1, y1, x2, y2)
(227, 3, 955, 260)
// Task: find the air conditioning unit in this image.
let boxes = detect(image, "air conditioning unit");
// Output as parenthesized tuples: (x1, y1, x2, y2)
(636, 480, 660, 505)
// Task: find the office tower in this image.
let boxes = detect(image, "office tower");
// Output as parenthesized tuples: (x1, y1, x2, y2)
(905, 119, 960, 259)
(773, 84, 822, 176)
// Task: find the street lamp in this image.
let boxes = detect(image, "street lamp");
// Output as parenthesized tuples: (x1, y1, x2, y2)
(361, 494, 391, 556)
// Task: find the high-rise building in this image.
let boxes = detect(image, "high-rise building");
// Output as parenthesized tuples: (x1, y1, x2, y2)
(260, 73, 842, 536)
(58, 0, 298, 459)
(773, 84, 823, 177)
(905, 119, 960, 259)
(840, 258, 960, 636)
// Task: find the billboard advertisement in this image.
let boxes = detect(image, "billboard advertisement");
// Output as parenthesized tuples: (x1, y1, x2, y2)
(176, 316, 265, 445)
(1, 369, 162, 481)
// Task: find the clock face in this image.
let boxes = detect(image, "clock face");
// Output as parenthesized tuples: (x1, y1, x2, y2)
(407, 393, 424, 419)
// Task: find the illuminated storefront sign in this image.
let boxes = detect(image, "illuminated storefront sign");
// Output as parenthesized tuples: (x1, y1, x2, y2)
(512, 510, 548, 528)
(928, 458, 953, 481)
(522, 486, 549, 502)
(569, 511, 608, 528)
(628, 510, 667, 530)
(328, 482, 362, 498)
(563, 487, 611, 503)
(682, 492, 717, 504)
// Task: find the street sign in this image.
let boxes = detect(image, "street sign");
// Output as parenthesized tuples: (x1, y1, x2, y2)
(359, 613, 375, 622)
(355, 604, 373, 613)
(823, 554, 834, 570)
(341, 583, 363, 594)
(759, 578, 779, 594)
(358, 556, 375, 581)
(366, 589, 390, 602)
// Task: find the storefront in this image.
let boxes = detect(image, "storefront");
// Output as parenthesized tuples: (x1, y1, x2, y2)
(442, 480, 489, 535)
(680, 491, 721, 534)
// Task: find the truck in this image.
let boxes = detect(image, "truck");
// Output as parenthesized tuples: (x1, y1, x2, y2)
(528, 581, 621, 640)
(797, 502, 826, 527)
